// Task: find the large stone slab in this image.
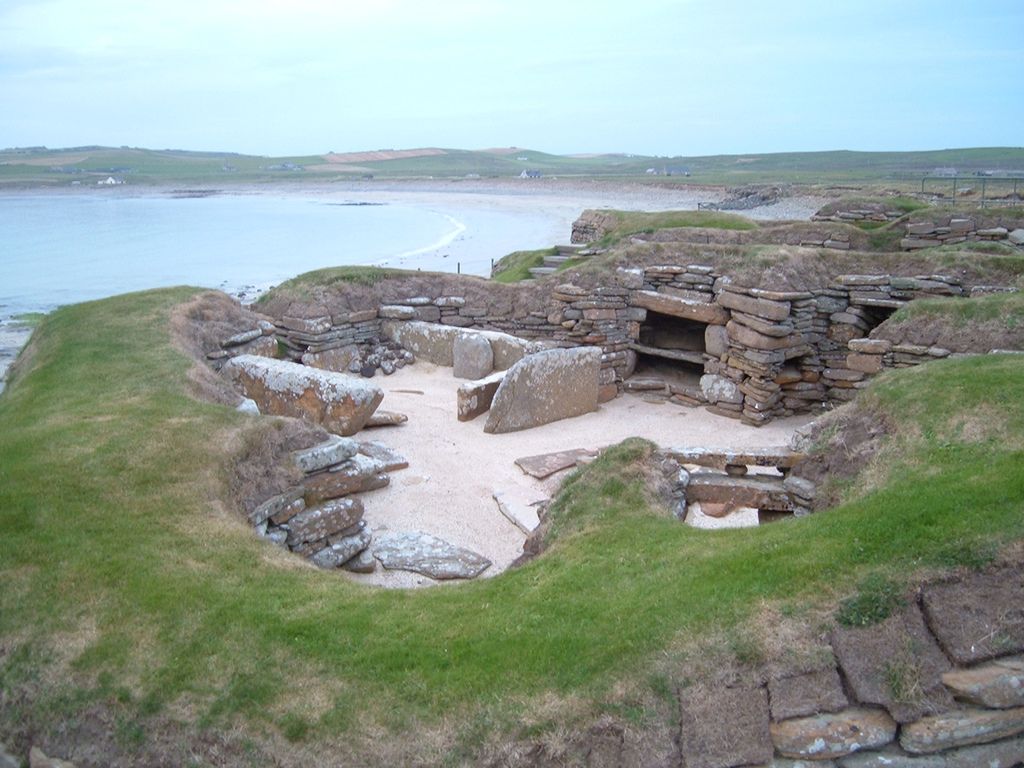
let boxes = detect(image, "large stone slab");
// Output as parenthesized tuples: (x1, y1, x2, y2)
(514, 449, 598, 479)
(831, 605, 954, 723)
(700, 373, 744, 405)
(301, 344, 361, 372)
(286, 497, 364, 546)
(718, 290, 792, 321)
(484, 347, 601, 434)
(667, 445, 805, 470)
(373, 531, 491, 579)
(492, 489, 545, 534)
(302, 454, 390, 503)
(677, 684, 772, 768)
(382, 320, 535, 370)
(357, 441, 409, 472)
(727, 320, 805, 351)
(942, 656, 1024, 708)
(383, 320, 459, 365)
(631, 290, 729, 324)
(457, 371, 506, 422)
(453, 332, 494, 380)
(922, 565, 1024, 664)
(899, 706, 1024, 754)
(222, 355, 383, 436)
(770, 709, 897, 760)
(686, 473, 795, 511)
(291, 436, 360, 474)
(310, 529, 371, 569)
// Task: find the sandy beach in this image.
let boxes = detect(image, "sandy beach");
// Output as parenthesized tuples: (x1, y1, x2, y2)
(348, 363, 814, 588)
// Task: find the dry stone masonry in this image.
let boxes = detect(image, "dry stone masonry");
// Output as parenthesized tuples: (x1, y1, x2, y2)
(251, 260, 1018, 432)
(662, 564, 1024, 768)
(901, 216, 1024, 250)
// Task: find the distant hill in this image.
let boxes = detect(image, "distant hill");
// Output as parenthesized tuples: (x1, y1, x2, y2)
(1, 144, 1022, 188)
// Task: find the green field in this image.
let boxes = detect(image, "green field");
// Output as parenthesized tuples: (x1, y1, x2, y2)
(3, 144, 1023, 189)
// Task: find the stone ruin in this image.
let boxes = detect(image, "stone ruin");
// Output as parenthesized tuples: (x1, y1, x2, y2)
(206, 245, 1021, 572)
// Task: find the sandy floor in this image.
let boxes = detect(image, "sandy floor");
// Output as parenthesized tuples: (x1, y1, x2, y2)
(351, 363, 814, 588)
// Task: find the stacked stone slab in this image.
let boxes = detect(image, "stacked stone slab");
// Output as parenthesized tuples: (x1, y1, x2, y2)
(902, 216, 1024, 250)
(275, 310, 382, 359)
(263, 264, 1015, 427)
(251, 437, 407, 572)
(813, 206, 906, 223)
(546, 283, 644, 401)
(205, 320, 278, 368)
(663, 565, 1024, 768)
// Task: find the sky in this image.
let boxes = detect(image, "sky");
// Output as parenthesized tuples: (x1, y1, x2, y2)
(1, 0, 1022, 157)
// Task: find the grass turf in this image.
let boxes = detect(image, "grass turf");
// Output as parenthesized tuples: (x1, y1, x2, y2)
(1, 289, 1023, 757)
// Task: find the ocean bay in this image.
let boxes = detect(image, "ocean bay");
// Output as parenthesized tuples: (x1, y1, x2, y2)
(0, 187, 572, 322)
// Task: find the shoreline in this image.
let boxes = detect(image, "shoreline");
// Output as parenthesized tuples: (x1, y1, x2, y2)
(0, 180, 827, 390)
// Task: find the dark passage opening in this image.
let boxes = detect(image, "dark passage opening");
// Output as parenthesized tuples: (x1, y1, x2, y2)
(630, 310, 707, 387)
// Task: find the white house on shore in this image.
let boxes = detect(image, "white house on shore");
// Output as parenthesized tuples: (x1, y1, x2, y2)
(97, 176, 123, 185)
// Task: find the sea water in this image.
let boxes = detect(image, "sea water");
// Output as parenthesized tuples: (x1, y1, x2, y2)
(0, 190, 556, 321)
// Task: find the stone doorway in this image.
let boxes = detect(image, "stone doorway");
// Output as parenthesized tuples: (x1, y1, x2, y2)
(631, 310, 707, 383)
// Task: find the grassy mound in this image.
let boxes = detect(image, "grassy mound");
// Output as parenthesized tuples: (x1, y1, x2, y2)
(2, 290, 1023, 763)
(490, 248, 555, 283)
(591, 209, 757, 247)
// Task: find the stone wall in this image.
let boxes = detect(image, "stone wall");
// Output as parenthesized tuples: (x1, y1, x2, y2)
(669, 564, 1024, 768)
(261, 266, 1017, 427)
(902, 216, 1024, 250)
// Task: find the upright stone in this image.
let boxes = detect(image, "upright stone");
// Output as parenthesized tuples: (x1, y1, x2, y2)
(457, 371, 506, 422)
(453, 333, 494, 380)
(484, 348, 601, 434)
(222, 355, 383, 436)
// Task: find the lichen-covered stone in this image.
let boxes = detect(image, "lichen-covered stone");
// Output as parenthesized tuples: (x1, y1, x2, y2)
(453, 332, 494, 380)
(291, 436, 360, 474)
(941, 656, 1024, 708)
(700, 373, 743, 405)
(457, 371, 505, 422)
(373, 531, 491, 579)
(484, 348, 600, 434)
(770, 709, 897, 760)
(286, 498, 364, 547)
(222, 355, 383, 436)
(250, 487, 304, 526)
(310, 529, 371, 569)
(302, 455, 390, 503)
(899, 706, 1024, 754)
(837, 747, 944, 767)
(301, 344, 361, 373)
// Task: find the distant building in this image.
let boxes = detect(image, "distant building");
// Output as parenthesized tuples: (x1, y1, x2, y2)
(97, 176, 122, 185)
(519, 169, 542, 179)
(932, 167, 958, 177)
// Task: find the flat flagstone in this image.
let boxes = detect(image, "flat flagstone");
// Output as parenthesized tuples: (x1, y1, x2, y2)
(514, 448, 598, 479)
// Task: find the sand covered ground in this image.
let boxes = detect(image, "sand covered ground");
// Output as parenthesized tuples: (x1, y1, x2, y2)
(350, 363, 815, 588)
